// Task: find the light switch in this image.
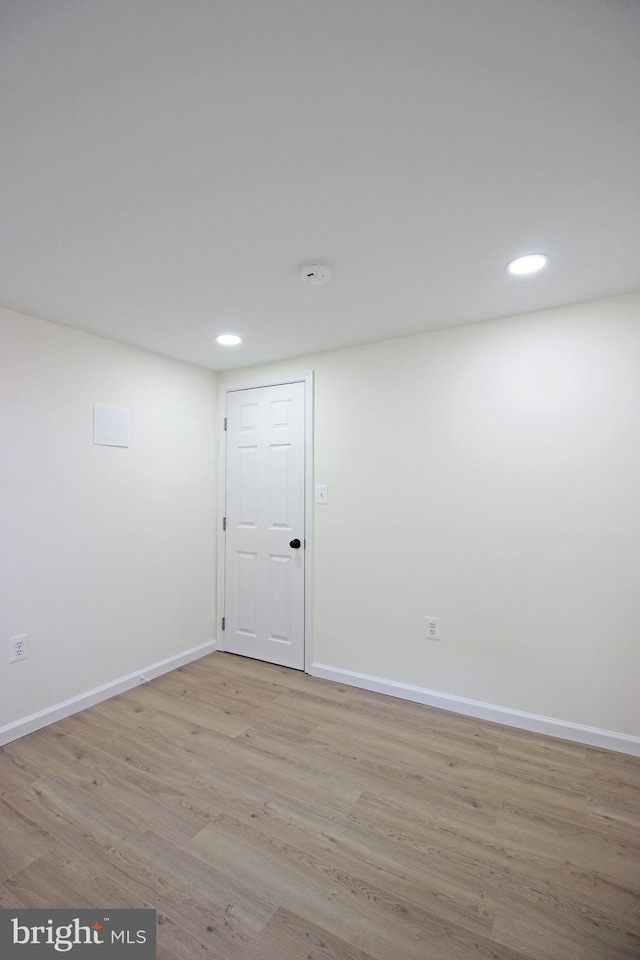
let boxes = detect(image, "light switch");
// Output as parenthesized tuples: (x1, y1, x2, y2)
(315, 484, 328, 504)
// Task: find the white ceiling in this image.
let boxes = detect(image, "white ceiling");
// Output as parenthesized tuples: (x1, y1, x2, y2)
(1, 0, 639, 371)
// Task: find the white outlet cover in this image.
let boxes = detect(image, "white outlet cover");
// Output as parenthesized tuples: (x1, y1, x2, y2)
(425, 616, 441, 640)
(8, 633, 29, 663)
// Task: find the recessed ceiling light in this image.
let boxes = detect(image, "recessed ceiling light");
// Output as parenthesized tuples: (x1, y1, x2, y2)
(506, 253, 549, 276)
(216, 334, 242, 346)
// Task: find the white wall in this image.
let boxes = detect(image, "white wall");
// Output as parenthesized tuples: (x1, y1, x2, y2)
(221, 291, 640, 740)
(0, 308, 217, 733)
(4, 292, 637, 747)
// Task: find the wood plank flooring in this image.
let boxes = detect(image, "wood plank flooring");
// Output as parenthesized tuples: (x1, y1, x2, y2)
(0, 652, 638, 959)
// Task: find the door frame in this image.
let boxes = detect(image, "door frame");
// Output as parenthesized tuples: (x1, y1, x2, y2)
(216, 371, 314, 673)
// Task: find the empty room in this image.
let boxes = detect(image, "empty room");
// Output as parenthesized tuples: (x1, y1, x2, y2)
(0, 2, 638, 959)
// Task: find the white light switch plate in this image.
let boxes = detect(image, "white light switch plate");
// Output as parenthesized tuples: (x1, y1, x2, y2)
(315, 484, 328, 504)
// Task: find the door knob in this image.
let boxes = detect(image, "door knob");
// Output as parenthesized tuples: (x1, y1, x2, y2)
(289, 538, 301, 549)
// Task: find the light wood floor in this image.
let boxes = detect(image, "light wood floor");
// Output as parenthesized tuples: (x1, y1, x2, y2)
(0, 653, 638, 960)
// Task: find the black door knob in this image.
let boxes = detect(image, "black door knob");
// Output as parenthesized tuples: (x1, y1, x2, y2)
(289, 538, 301, 549)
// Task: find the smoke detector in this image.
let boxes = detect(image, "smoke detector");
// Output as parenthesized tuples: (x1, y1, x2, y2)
(301, 263, 330, 286)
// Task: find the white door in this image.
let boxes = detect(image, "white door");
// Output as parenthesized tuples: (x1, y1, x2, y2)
(222, 381, 306, 669)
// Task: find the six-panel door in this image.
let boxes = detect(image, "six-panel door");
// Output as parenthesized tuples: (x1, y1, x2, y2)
(223, 382, 305, 669)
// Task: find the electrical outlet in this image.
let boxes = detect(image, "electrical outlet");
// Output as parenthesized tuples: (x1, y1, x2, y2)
(425, 617, 441, 640)
(9, 634, 29, 662)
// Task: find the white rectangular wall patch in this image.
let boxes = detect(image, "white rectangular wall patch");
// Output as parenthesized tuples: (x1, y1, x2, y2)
(93, 403, 131, 447)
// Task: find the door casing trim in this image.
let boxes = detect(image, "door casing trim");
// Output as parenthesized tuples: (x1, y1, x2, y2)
(217, 372, 314, 673)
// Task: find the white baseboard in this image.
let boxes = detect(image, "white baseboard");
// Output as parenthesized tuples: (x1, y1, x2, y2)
(0, 640, 218, 748)
(310, 662, 640, 757)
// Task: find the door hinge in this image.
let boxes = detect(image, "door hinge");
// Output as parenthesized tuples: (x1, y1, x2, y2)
(221, 617, 225, 631)
(222, 516, 226, 531)
(224, 417, 227, 431)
